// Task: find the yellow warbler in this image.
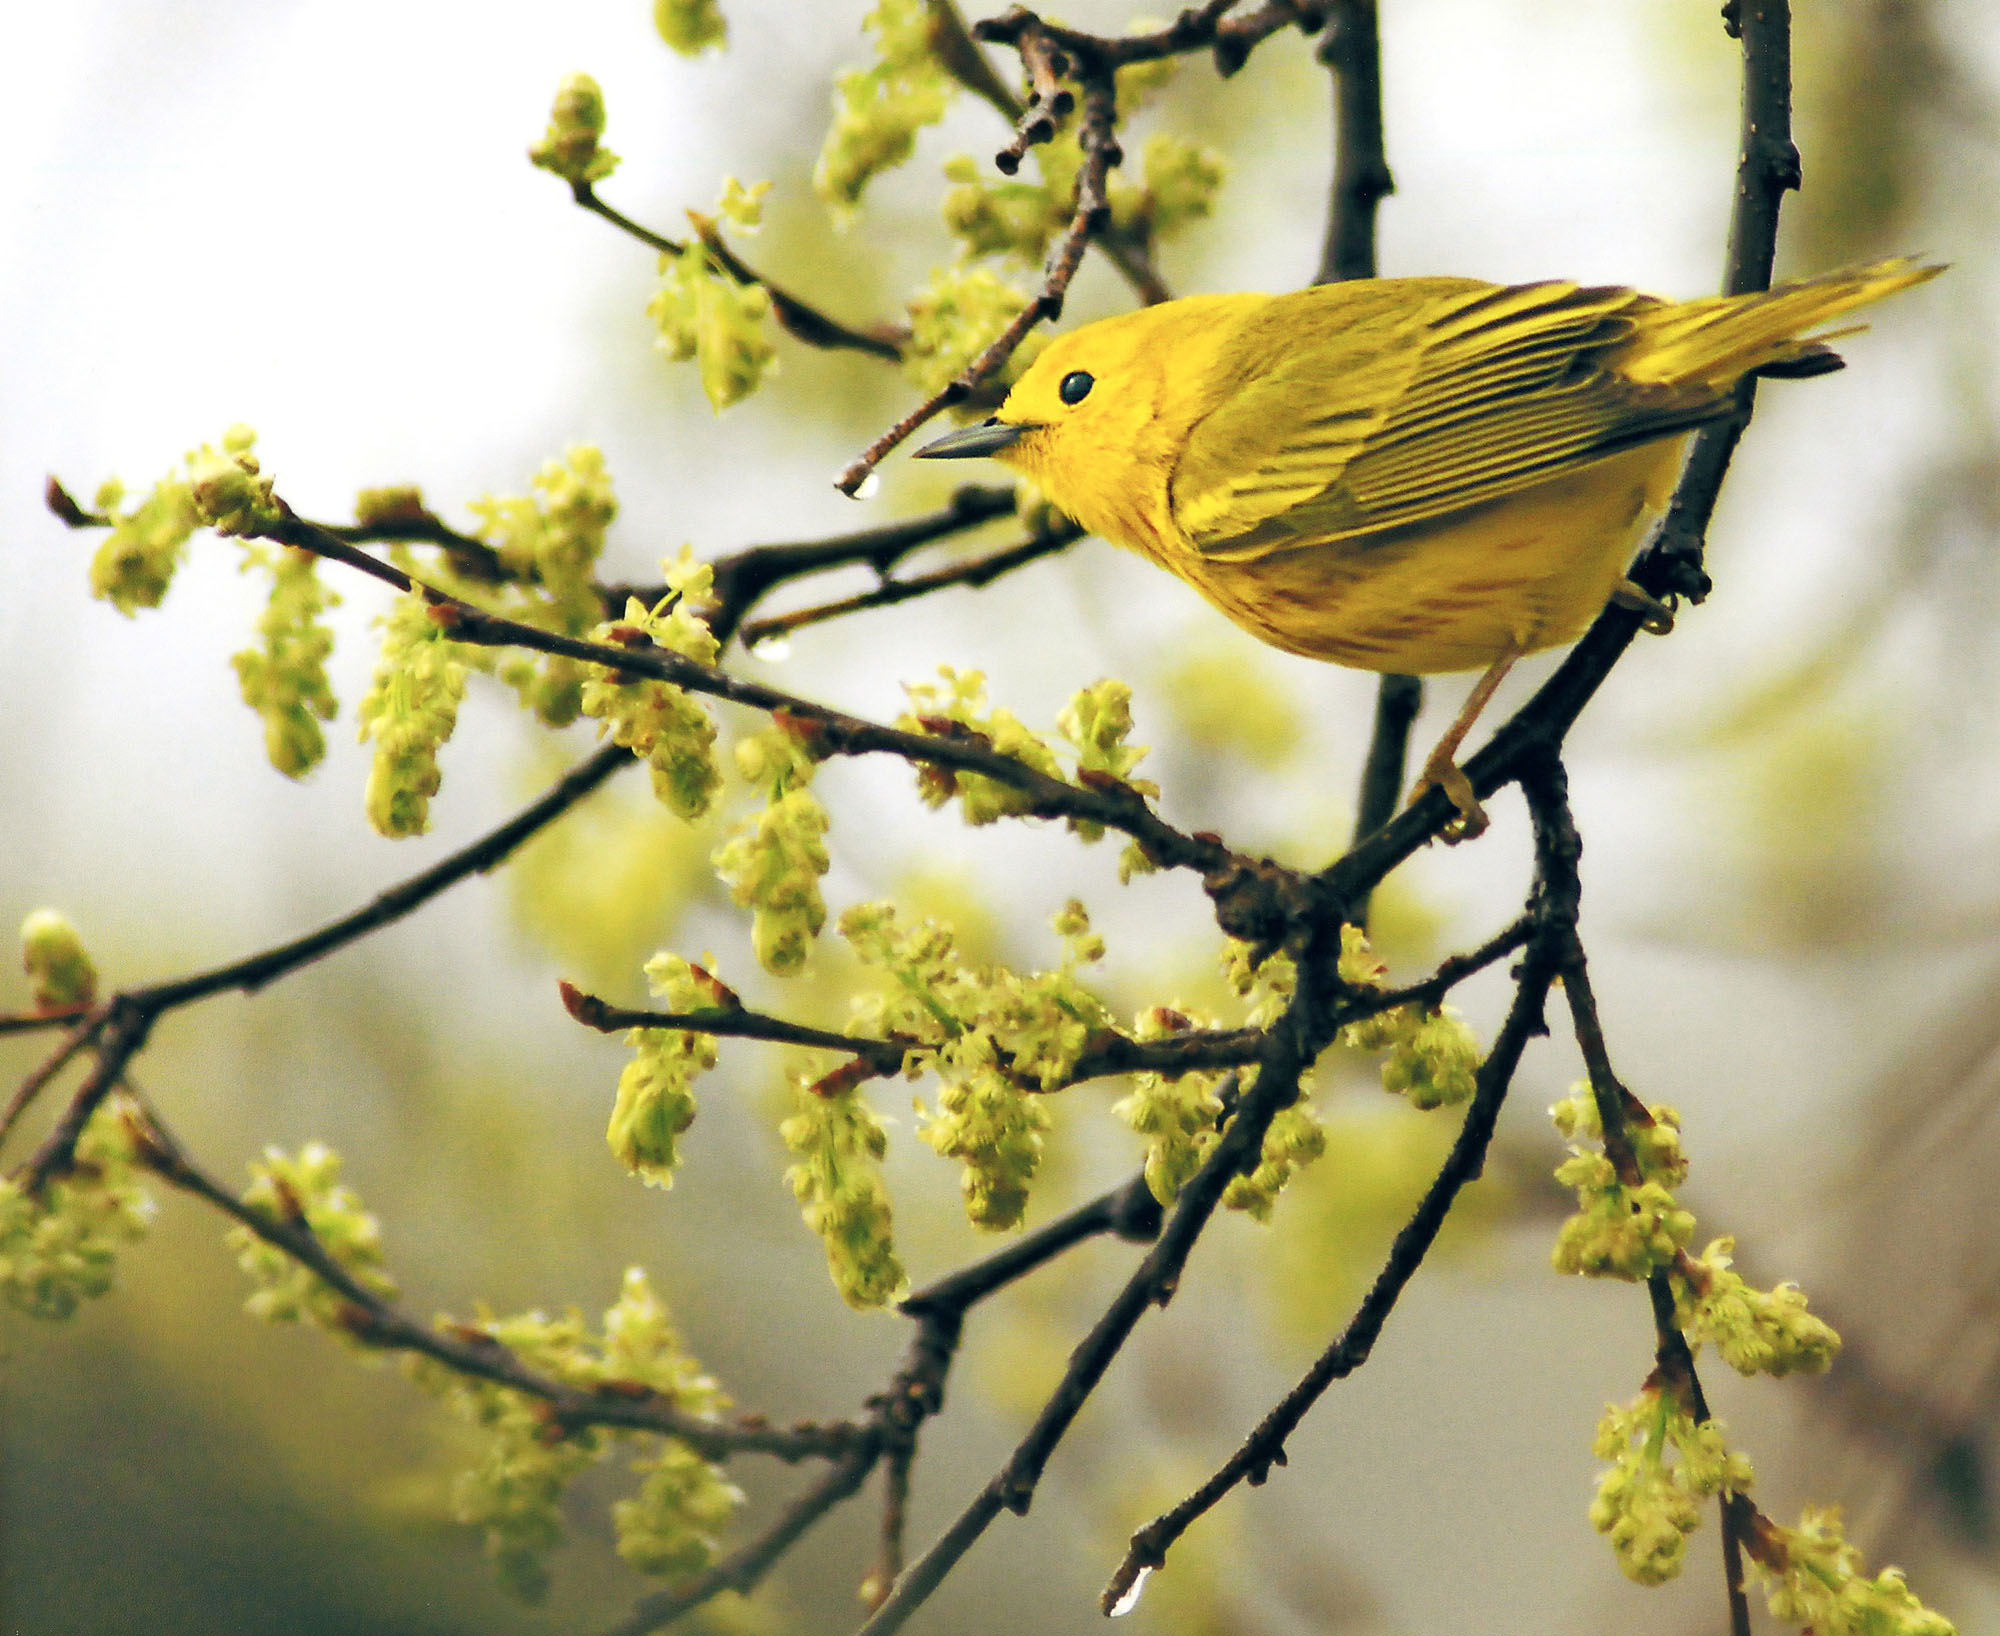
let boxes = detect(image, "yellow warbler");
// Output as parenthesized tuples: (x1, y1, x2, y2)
(916, 260, 1939, 829)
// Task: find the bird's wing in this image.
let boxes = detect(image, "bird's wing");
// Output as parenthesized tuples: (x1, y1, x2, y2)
(1171, 279, 1727, 561)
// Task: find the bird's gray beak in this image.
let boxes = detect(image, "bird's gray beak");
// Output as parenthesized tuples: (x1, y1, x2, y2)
(913, 417, 1037, 460)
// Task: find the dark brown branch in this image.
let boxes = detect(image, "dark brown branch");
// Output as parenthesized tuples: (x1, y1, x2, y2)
(736, 522, 1082, 649)
(129, 1102, 856, 1459)
(603, 1444, 884, 1636)
(1315, 0, 1393, 283)
(1103, 930, 1560, 1609)
(972, 1, 1313, 75)
(571, 182, 905, 361)
(319, 507, 510, 584)
(563, 979, 1271, 1094)
(859, 930, 1342, 1633)
(1313, 0, 1418, 912)
(10, 744, 629, 1184)
(994, 28, 1076, 173)
(0, 1011, 108, 1153)
(650, 483, 1023, 637)
(1521, 756, 1752, 1636)
(833, 64, 1122, 495)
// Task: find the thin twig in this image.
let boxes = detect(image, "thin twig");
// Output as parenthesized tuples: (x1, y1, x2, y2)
(572, 182, 905, 361)
(736, 523, 1082, 649)
(0, 1009, 112, 1159)
(858, 950, 1335, 1633)
(1103, 930, 1560, 1609)
(834, 66, 1122, 495)
(129, 1102, 857, 1458)
(259, 504, 1243, 880)
(8, 745, 628, 1181)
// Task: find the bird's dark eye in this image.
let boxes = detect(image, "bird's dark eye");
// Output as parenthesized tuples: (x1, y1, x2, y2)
(1058, 370, 1094, 406)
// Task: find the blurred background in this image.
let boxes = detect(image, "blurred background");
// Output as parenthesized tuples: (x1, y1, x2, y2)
(4, 1, 2000, 1632)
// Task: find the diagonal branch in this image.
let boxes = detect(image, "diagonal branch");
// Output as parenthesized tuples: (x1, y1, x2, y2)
(1102, 925, 1561, 1610)
(735, 521, 1082, 649)
(7, 744, 629, 1183)
(833, 65, 1123, 495)
(127, 1100, 858, 1459)
(569, 181, 907, 361)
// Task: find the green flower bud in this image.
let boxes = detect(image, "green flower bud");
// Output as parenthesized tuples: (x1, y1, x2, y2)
(614, 1441, 742, 1578)
(896, 666, 1063, 824)
(713, 787, 831, 976)
(529, 72, 619, 185)
(901, 266, 1044, 396)
(1223, 1101, 1328, 1221)
(352, 484, 429, 529)
(814, 0, 954, 216)
(0, 1095, 151, 1319)
(230, 1141, 395, 1331)
(355, 592, 468, 837)
(88, 473, 200, 614)
(186, 427, 279, 537)
(232, 545, 339, 778)
(608, 959, 716, 1188)
(715, 174, 768, 228)
(1381, 1007, 1481, 1109)
(1589, 1385, 1753, 1587)
(1678, 1237, 1841, 1378)
(21, 908, 97, 1009)
(647, 244, 777, 411)
(922, 1034, 1048, 1230)
(654, 0, 727, 54)
(781, 1073, 905, 1308)
(1750, 1506, 1957, 1636)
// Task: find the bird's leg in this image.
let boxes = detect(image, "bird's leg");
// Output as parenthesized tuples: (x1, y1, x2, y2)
(1610, 577, 1676, 634)
(1407, 650, 1517, 842)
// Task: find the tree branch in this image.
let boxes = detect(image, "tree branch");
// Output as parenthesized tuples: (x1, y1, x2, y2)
(735, 522, 1082, 650)
(1103, 927, 1560, 1609)
(570, 181, 907, 361)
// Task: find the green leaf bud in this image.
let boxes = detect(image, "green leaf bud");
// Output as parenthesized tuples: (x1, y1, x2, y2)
(20, 908, 98, 1009)
(780, 1072, 906, 1308)
(529, 72, 619, 185)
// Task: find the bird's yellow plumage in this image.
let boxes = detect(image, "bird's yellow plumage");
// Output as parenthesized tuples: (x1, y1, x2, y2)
(915, 259, 1939, 826)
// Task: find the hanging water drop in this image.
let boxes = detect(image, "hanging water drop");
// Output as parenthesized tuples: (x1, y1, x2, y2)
(1107, 1565, 1151, 1618)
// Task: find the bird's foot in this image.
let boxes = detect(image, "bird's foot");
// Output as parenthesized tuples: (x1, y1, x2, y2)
(1611, 577, 1676, 635)
(1408, 754, 1488, 843)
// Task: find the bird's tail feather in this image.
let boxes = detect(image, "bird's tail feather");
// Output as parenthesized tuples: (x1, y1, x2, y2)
(1621, 258, 1942, 387)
